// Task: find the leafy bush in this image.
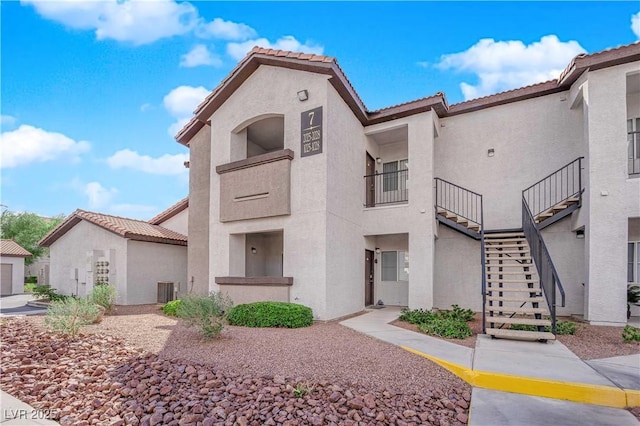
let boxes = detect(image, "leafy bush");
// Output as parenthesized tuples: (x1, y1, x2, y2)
(227, 302, 313, 328)
(418, 317, 472, 339)
(398, 308, 435, 324)
(89, 284, 117, 314)
(45, 298, 101, 338)
(162, 299, 182, 316)
(510, 319, 579, 335)
(25, 276, 38, 284)
(440, 304, 475, 322)
(176, 292, 233, 339)
(32, 285, 66, 301)
(24, 283, 37, 293)
(622, 325, 640, 343)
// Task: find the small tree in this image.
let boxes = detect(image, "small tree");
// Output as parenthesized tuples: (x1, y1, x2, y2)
(177, 292, 233, 339)
(0, 209, 64, 264)
(45, 298, 101, 338)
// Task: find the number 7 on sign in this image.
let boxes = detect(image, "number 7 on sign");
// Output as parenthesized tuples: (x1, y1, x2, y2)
(309, 111, 314, 126)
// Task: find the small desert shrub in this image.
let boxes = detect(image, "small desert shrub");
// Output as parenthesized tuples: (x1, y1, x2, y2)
(293, 381, 315, 398)
(162, 299, 182, 316)
(89, 284, 117, 314)
(227, 302, 313, 328)
(622, 325, 640, 343)
(398, 308, 435, 324)
(25, 276, 38, 284)
(418, 317, 472, 339)
(24, 283, 37, 293)
(32, 284, 67, 301)
(440, 304, 475, 322)
(45, 298, 101, 338)
(176, 292, 233, 339)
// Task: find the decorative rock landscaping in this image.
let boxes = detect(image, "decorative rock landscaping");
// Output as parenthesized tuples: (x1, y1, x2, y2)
(1, 318, 469, 425)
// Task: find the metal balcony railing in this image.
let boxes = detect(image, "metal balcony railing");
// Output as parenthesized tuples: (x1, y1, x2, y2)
(364, 169, 408, 207)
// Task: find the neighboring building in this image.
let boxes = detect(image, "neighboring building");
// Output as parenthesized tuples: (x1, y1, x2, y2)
(25, 254, 50, 286)
(39, 208, 188, 304)
(0, 239, 32, 295)
(175, 43, 640, 336)
(148, 197, 189, 235)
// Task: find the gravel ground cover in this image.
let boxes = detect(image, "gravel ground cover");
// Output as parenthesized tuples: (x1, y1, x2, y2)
(5, 308, 471, 426)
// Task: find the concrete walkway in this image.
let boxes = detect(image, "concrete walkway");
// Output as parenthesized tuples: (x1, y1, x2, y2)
(341, 307, 639, 426)
(0, 294, 47, 317)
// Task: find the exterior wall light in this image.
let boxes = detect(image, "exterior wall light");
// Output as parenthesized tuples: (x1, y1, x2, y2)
(576, 229, 585, 239)
(376, 157, 382, 164)
(297, 90, 309, 101)
(251, 247, 257, 254)
(488, 148, 495, 157)
(375, 247, 380, 254)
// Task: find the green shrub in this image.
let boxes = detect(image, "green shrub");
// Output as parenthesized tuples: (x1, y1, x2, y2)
(24, 283, 37, 293)
(45, 298, 101, 338)
(417, 317, 472, 339)
(162, 299, 182, 316)
(32, 285, 66, 301)
(176, 292, 233, 339)
(89, 284, 117, 314)
(622, 325, 640, 343)
(440, 304, 475, 322)
(25, 276, 38, 284)
(227, 302, 313, 328)
(398, 308, 435, 324)
(293, 382, 315, 398)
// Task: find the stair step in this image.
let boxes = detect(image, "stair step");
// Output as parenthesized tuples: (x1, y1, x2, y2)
(486, 271, 537, 275)
(485, 239, 527, 245)
(484, 233, 525, 239)
(487, 287, 542, 293)
(485, 249, 530, 255)
(486, 316, 552, 326)
(487, 279, 538, 284)
(552, 204, 568, 212)
(486, 264, 534, 269)
(486, 256, 532, 261)
(486, 296, 545, 303)
(484, 243, 527, 248)
(486, 328, 556, 341)
(487, 306, 548, 314)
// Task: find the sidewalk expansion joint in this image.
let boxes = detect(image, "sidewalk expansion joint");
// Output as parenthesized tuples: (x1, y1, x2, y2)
(402, 346, 637, 409)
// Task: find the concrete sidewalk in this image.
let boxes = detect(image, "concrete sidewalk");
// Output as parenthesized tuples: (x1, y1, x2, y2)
(0, 294, 47, 317)
(0, 391, 59, 425)
(341, 307, 639, 426)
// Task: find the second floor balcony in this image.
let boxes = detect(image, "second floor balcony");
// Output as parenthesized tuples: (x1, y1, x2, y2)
(364, 169, 409, 208)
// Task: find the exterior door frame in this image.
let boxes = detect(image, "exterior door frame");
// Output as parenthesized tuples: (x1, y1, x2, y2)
(365, 152, 376, 207)
(365, 249, 374, 306)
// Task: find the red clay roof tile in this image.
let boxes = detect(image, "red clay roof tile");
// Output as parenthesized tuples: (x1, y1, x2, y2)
(0, 239, 32, 257)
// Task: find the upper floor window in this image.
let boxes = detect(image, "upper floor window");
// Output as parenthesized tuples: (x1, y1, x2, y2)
(629, 118, 640, 176)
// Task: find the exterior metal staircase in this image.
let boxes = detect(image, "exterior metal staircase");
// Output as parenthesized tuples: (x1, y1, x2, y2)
(435, 158, 583, 342)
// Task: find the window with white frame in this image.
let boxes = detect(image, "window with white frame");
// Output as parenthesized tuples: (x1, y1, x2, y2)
(628, 118, 640, 175)
(629, 242, 640, 283)
(382, 159, 408, 192)
(381, 251, 409, 282)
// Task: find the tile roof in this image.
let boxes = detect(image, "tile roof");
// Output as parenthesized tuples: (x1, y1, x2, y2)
(39, 210, 188, 247)
(175, 41, 640, 145)
(148, 197, 188, 225)
(0, 239, 32, 257)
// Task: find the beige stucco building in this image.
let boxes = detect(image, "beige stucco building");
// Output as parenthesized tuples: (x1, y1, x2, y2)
(1, 240, 32, 295)
(39, 204, 188, 304)
(176, 43, 640, 336)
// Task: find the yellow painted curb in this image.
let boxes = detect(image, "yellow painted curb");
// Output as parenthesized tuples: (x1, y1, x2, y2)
(625, 389, 640, 408)
(402, 346, 629, 408)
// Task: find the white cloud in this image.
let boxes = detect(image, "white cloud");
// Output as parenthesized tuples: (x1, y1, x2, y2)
(84, 181, 118, 210)
(1, 115, 17, 127)
(632, 12, 640, 39)
(0, 124, 90, 168)
(162, 85, 210, 136)
(180, 44, 222, 68)
(227, 36, 324, 61)
(22, 0, 198, 45)
(106, 149, 189, 175)
(139, 103, 152, 112)
(196, 18, 257, 40)
(436, 35, 585, 100)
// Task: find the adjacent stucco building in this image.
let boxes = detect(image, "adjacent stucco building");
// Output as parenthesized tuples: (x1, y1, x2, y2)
(39, 207, 188, 304)
(0, 239, 32, 295)
(176, 43, 640, 328)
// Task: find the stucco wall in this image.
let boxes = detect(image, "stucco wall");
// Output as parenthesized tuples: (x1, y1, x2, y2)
(159, 208, 188, 236)
(25, 255, 50, 285)
(436, 92, 584, 230)
(245, 232, 283, 277)
(188, 125, 211, 296)
(126, 240, 187, 305)
(48, 220, 127, 301)
(208, 66, 331, 318)
(1, 256, 25, 294)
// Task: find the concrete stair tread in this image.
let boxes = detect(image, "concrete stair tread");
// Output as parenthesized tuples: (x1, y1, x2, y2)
(487, 287, 542, 293)
(484, 233, 525, 239)
(486, 264, 534, 269)
(486, 295, 545, 303)
(486, 271, 537, 275)
(486, 328, 555, 341)
(486, 279, 539, 283)
(486, 316, 552, 326)
(483, 243, 527, 248)
(485, 250, 530, 255)
(487, 306, 548, 314)
(437, 209, 481, 231)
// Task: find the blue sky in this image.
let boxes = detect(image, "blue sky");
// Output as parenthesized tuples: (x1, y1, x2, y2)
(1, 1, 639, 220)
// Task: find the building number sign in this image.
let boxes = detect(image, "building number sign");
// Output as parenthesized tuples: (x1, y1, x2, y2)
(301, 106, 322, 157)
